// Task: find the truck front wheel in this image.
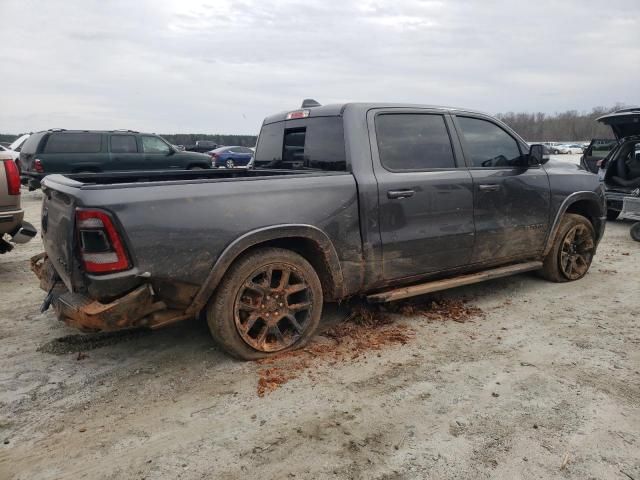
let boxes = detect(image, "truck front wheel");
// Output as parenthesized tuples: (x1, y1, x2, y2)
(206, 247, 323, 360)
(540, 213, 595, 282)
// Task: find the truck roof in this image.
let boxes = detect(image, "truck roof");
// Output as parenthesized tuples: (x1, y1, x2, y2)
(262, 102, 492, 125)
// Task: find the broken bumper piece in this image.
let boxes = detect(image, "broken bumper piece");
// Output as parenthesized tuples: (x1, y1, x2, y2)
(31, 253, 189, 332)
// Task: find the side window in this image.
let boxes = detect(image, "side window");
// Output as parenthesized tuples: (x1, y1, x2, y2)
(254, 118, 346, 171)
(141, 136, 170, 154)
(456, 117, 522, 168)
(110, 135, 138, 153)
(254, 122, 284, 165)
(375, 114, 456, 170)
(43, 133, 102, 153)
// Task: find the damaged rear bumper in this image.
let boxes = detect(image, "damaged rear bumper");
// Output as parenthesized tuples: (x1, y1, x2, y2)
(31, 253, 190, 332)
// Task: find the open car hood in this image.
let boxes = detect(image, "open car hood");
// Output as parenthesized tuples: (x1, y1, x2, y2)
(597, 108, 640, 139)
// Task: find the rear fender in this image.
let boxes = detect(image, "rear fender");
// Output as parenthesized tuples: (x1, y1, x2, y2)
(186, 224, 345, 314)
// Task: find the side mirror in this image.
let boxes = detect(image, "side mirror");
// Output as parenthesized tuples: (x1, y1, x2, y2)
(529, 144, 549, 166)
(167, 146, 175, 155)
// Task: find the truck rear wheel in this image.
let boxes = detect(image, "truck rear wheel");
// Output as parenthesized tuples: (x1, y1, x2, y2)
(206, 247, 323, 360)
(540, 213, 595, 282)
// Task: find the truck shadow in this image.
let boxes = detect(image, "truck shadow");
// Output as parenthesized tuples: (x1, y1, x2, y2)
(37, 303, 352, 356)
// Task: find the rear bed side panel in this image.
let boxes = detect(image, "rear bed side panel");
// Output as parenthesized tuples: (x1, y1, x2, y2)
(72, 173, 363, 300)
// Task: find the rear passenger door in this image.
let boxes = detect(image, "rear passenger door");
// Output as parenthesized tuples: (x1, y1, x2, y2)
(109, 134, 140, 170)
(368, 110, 475, 281)
(452, 115, 550, 263)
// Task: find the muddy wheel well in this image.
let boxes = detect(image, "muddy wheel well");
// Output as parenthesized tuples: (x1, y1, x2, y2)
(565, 200, 599, 227)
(242, 237, 339, 301)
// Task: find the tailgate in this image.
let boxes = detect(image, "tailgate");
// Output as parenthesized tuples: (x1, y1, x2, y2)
(41, 182, 78, 291)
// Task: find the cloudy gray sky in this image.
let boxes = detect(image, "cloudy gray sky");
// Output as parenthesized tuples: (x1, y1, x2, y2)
(1, 0, 638, 134)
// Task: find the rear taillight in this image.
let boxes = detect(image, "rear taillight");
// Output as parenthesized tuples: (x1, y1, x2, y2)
(76, 209, 131, 273)
(596, 159, 603, 168)
(3, 160, 20, 195)
(34, 159, 44, 173)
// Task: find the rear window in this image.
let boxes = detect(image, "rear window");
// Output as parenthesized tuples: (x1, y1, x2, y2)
(254, 117, 346, 171)
(20, 133, 44, 155)
(44, 133, 102, 153)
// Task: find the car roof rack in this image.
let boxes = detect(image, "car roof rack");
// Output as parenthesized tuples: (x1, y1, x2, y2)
(112, 129, 140, 133)
(47, 128, 67, 132)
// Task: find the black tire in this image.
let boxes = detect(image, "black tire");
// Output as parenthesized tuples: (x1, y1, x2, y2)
(606, 209, 620, 221)
(206, 247, 323, 360)
(540, 213, 595, 282)
(631, 222, 640, 242)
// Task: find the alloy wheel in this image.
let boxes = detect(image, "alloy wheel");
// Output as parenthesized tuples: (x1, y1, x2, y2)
(234, 264, 314, 352)
(559, 224, 594, 280)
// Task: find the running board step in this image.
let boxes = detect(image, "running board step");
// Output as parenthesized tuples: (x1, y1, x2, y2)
(367, 261, 543, 303)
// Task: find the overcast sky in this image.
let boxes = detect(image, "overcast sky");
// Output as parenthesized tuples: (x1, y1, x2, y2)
(1, 0, 638, 134)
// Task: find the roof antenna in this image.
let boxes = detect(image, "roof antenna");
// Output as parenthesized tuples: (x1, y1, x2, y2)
(301, 98, 321, 108)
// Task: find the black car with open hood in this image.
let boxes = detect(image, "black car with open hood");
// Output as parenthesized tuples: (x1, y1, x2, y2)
(596, 107, 640, 220)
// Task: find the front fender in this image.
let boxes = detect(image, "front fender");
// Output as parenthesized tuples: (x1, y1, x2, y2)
(543, 190, 606, 256)
(186, 224, 345, 314)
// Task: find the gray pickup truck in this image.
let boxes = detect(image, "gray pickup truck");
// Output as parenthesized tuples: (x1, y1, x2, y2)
(33, 102, 606, 360)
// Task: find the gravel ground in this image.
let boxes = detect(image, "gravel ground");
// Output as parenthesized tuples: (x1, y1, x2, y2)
(1, 166, 639, 479)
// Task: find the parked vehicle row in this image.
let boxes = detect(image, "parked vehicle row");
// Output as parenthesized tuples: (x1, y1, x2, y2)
(32, 100, 606, 360)
(18, 130, 212, 189)
(539, 142, 587, 154)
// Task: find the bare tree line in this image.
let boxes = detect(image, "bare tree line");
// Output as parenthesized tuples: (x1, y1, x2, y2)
(496, 105, 626, 142)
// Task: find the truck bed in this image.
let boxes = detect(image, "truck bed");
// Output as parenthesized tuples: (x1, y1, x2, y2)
(40, 169, 364, 305)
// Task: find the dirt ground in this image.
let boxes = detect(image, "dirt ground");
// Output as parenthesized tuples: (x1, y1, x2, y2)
(1, 176, 639, 479)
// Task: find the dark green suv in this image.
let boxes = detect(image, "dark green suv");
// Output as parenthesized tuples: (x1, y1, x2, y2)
(19, 130, 212, 189)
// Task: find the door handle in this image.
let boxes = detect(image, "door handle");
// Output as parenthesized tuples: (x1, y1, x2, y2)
(387, 189, 415, 199)
(478, 184, 500, 192)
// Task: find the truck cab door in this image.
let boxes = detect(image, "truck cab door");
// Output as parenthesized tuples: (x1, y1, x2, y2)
(367, 109, 475, 281)
(452, 114, 551, 263)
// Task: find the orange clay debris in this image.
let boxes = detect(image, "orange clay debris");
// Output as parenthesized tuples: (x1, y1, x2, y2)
(256, 298, 483, 396)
